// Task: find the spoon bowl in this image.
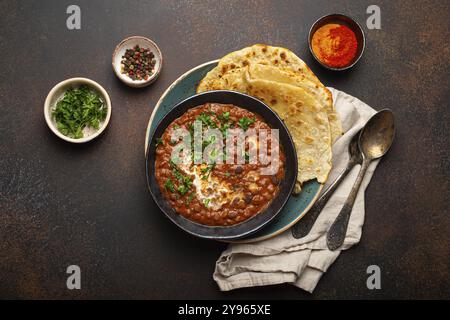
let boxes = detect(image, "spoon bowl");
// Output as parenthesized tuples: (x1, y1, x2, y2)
(359, 109, 395, 159)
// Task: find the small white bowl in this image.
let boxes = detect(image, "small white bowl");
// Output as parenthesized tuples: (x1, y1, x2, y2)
(112, 36, 163, 88)
(44, 78, 112, 143)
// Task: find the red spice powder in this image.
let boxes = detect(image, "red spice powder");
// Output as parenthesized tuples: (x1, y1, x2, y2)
(311, 23, 358, 68)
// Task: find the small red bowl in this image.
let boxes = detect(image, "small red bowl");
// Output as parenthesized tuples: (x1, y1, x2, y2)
(308, 14, 365, 71)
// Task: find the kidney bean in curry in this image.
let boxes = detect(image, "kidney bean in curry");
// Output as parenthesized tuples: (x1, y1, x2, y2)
(154, 103, 285, 226)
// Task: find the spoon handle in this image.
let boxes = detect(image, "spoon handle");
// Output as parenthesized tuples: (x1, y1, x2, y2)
(326, 159, 371, 251)
(292, 164, 353, 238)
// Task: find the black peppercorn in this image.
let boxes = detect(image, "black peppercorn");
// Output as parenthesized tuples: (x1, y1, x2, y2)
(120, 45, 156, 81)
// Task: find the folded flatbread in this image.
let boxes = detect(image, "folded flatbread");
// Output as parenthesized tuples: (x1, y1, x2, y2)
(197, 44, 340, 191)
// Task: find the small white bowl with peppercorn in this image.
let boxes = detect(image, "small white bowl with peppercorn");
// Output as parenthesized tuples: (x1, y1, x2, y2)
(112, 36, 162, 88)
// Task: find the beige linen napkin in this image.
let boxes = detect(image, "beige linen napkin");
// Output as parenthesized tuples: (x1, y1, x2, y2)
(214, 88, 379, 293)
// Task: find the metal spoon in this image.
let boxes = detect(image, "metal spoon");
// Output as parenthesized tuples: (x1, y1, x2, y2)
(291, 130, 363, 238)
(327, 109, 395, 251)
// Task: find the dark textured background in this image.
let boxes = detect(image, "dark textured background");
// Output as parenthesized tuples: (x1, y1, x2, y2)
(0, 0, 448, 299)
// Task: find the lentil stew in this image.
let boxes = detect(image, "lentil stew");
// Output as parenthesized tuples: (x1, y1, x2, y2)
(154, 103, 285, 226)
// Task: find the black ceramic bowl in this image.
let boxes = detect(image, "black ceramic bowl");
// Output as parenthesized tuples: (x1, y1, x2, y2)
(308, 13, 365, 71)
(145, 90, 297, 240)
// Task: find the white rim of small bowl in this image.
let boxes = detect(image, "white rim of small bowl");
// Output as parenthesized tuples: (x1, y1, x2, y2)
(112, 36, 163, 88)
(44, 77, 112, 143)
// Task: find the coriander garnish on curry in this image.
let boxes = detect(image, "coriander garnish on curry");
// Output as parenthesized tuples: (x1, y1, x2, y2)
(154, 103, 286, 226)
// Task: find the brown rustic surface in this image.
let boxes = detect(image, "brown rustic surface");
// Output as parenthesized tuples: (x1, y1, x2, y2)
(0, 0, 448, 299)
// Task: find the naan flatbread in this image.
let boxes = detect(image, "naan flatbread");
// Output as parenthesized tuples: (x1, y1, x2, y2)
(244, 73, 332, 192)
(197, 44, 338, 191)
(198, 44, 320, 86)
(197, 44, 342, 143)
(247, 64, 342, 143)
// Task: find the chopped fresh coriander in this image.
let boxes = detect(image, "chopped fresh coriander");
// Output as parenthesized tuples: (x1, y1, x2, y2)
(186, 192, 195, 205)
(200, 166, 208, 174)
(178, 184, 188, 195)
(155, 137, 163, 147)
(202, 135, 216, 150)
(201, 163, 216, 180)
(188, 123, 195, 136)
(164, 179, 175, 192)
(210, 148, 218, 159)
(170, 160, 183, 179)
(224, 172, 231, 177)
(172, 167, 184, 181)
(178, 179, 192, 195)
(52, 85, 107, 139)
(173, 124, 180, 129)
(169, 159, 192, 195)
(220, 122, 231, 136)
(203, 198, 211, 207)
(183, 175, 192, 187)
(196, 113, 217, 128)
(218, 111, 230, 122)
(238, 117, 255, 131)
(169, 159, 178, 168)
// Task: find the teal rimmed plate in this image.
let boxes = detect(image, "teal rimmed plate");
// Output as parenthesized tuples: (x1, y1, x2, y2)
(144, 60, 323, 243)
